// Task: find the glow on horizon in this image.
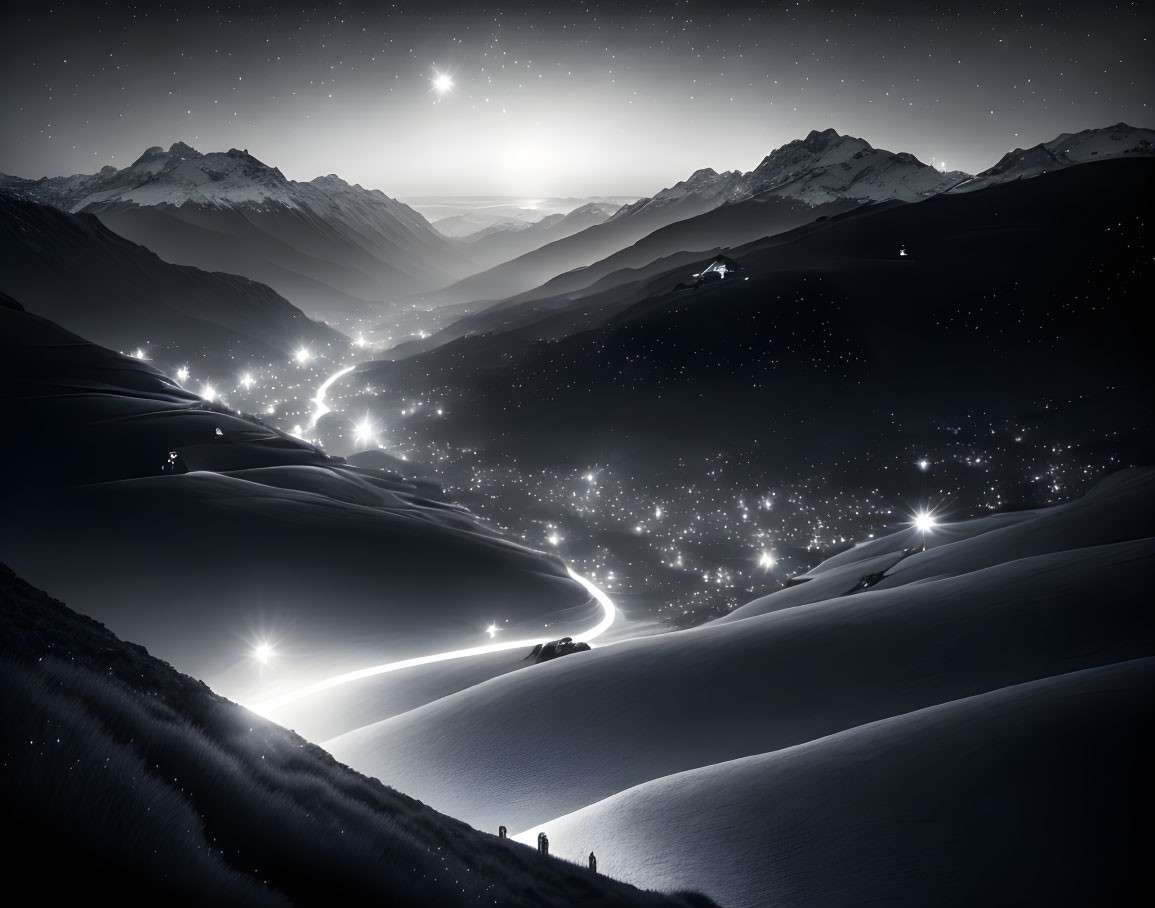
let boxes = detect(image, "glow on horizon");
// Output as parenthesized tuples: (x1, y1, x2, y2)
(248, 566, 615, 716)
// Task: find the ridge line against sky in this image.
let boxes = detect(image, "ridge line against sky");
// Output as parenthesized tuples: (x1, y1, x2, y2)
(1, 0, 1150, 197)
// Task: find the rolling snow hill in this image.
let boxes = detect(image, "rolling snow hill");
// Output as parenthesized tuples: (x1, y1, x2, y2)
(0, 296, 595, 705)
(0, 562, 714, 908)
(327, 468, 1155, 906)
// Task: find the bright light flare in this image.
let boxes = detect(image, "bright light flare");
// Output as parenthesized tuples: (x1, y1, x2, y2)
(176, 366, 190, 381)
(240, 372, 255, 389)
(485, 623, 500, 639)
(911, 509, 938, 533)
(253, 642, 275, 664)
(917, 459, 930, 471)
(758, 551, 777, 569)
(200, 382, 216, 402)
(432, 72, 453, 93)
(353, 414, 377, 446)
(295, 347, 312, 365)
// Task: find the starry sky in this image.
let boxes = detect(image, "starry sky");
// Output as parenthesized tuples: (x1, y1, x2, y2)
(1, 1, 1150, 197)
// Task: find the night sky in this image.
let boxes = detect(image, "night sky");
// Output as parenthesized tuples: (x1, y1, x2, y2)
(1, 1, 1150, 196)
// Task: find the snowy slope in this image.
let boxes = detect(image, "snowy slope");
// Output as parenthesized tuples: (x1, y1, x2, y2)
(517, 658, 1153, 907)
(0, 299, 595, 706)
(720, 469, 1152, 622)
(0, 563, 713, 908)
(325, 470, 1155, 838)
(952, 122, 1155, 193)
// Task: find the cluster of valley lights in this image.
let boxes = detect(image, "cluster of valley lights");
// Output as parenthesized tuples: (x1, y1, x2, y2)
(248, 567, 616, 717)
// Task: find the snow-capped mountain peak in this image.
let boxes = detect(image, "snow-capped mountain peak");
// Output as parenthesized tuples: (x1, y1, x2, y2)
(744, 128, 969, 204)
(611, 127, 971, 221)
(951, 122, 1155, 193)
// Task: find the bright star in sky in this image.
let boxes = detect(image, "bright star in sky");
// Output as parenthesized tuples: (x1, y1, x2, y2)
(432, 72, 453, 94)
(485, 623, 500, 639)
(253, 642, 275, 665)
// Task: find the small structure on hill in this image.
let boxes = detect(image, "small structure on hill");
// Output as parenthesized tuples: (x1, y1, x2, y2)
(161, 451, 187, 474)
(675, 254, 747, 291)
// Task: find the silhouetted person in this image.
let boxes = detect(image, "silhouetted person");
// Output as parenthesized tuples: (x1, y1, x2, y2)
(589, 852, 597, 873)
(498, 826, 507, 839)
(537, 832, 549, 855)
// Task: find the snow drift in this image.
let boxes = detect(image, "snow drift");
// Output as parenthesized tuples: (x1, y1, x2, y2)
(0, 563, 714, 907)
(326, 469, 1154, 904)
(0, 298, 594, 705)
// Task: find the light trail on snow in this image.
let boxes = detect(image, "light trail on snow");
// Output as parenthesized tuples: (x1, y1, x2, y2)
(308, 364, 357, 429)
(248, 566, 616, 716)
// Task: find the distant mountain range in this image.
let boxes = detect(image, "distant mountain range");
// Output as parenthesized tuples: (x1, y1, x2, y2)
(398, 124, 1152, 313)
(0, 143, 476, 322)
(461, 201, 622, 268)
(385, 122, 1154, 355)
(0, 296, 595, 696)
(348, 154, 1154, 498)
(0, 195, 344, 377)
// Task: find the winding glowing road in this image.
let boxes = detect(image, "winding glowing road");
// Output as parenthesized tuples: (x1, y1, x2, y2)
(308, 364, 357, 429)
(250, 567, 615, 716)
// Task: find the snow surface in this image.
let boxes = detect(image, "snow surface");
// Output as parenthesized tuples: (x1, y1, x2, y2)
(326, 469, 1154, 858)
(0, 303, 596, 707)
(0, 563, 713, 908)
(515, 658, 1154, 907)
